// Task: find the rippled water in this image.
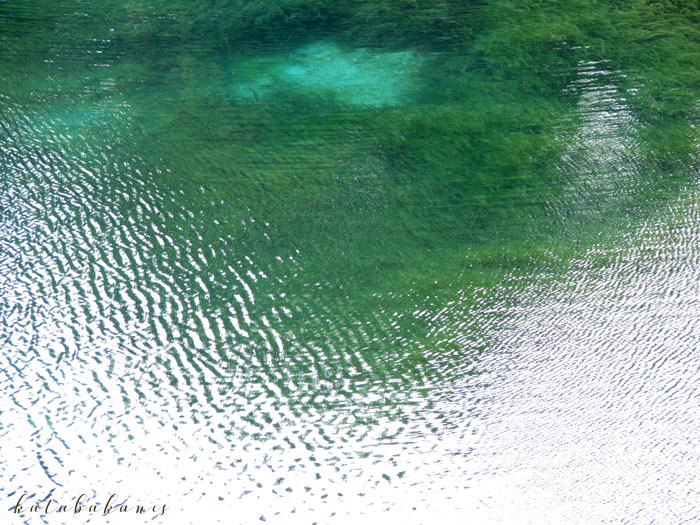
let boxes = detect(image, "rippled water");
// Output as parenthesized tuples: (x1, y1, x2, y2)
(1, 1, 699, 523)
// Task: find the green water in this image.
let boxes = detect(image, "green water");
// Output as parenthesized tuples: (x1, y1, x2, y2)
(1, 1, 699, 523)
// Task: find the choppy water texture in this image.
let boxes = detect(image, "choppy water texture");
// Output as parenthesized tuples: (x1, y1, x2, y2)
(1, 1, 699, 523)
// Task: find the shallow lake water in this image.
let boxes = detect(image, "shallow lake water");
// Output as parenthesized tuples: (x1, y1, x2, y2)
(1, 1, 699, 523)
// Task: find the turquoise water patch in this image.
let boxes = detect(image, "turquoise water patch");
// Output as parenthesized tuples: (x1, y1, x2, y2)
(230, 41, 424, 107)
(36, 105, 128, 130)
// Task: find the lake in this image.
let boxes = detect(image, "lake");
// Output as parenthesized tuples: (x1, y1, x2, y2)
(1, 1, 699, 523)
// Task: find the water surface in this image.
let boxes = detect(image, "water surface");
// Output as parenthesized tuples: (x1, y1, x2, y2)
(1, 1, 699, 523)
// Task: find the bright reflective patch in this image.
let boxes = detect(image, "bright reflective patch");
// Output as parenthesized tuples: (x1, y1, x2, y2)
(231, 42, 423, 107)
